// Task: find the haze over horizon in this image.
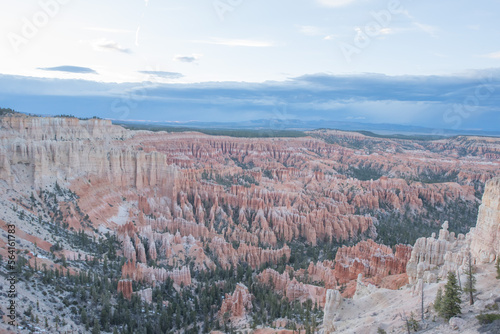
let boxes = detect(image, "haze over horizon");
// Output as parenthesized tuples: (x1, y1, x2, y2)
(1, 0, 500, 132)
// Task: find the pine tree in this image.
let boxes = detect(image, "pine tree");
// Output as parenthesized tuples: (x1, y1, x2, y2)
(496, 257, 500, 279)
(440, 272, 461, 320)
(92, 318, 101, 334)
(434, 287, 443, 314)
(463, 253, 476, 305)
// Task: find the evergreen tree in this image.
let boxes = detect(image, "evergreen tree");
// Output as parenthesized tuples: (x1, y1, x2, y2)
(440, 272, 461, 320)
(81, 308, 87, 324)
(434, 287, 443, 314)
(92, 318, 101, 334)
(496, 257, 500, 279)
(463, 253, 476, 305)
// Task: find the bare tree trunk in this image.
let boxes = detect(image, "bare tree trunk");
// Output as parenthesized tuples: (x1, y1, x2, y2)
(421, 279, 425, 323)
(468, 252, 474, 305)
(400, 312, 411, 334)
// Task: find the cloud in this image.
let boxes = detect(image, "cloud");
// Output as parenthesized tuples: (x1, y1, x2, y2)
(194, 38, 274, 47)
(378, 28, 394, 35)
(482, 51, 500, 59)
(85, 27, 133, 34)
(298, 25, 323, 36)
(135, 26, 141, 47)
(316, 0, 357, 8)
(173, 54, 201, 63)
(138, 71, 184, 79)
(38, 66, 98, 74)
(401, 11, 439, 38)
(412, 22, 439, 37)
(2, 69, 500, 132)
(92, 39, 131, 54)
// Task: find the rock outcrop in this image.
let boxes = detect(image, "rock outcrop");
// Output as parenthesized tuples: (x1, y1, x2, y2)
(322, 289, 343, 333)
(406, 221, 469, 284)
(117, 279, 133, 300)
(407, 177, 500, 285)
(257, 269, 326, 307)
(352, 274, 378, 300)
(334, 239, 412, 286)
(135, 288, 153, 304)
(470, 177, 500, 263)
(218, 284, 253, 322)
(121, 260, 192, 287)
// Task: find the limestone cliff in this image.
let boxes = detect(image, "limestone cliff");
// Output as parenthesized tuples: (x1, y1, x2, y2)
(470, 177, 500, 263)
(407, 177, 500, 284)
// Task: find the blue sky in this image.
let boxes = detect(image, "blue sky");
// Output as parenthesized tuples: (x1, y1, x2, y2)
(1, 0, 500, 131)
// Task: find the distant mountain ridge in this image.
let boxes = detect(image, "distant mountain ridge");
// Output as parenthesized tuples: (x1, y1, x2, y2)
(113, 118, 500, 137)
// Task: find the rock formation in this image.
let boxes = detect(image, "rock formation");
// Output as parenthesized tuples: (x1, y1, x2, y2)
(257, 269, 326, 307)
(407, 177, 500, 285)
(406, 221, 469, 285)
(117, 279, 133, 300)
(218, 284, 253, 322)
(135, 288, 153, 304)
(1, 115, 499, 333)
(334, 239, 412, 286)
(470, 177, 500, 263)
(121, 260, 192, 287)
(322, 289, 343, 333)
(352, 274, 378, 299)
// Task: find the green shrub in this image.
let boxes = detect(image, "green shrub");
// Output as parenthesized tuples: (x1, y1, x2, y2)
(476, 313, 500, 324)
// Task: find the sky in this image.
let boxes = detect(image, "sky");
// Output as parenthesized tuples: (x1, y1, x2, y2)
(1, 0, 500, 132)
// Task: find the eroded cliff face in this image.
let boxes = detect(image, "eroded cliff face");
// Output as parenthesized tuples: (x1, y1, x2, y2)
(406, 221, 469, 285)
(470, 177, 500, 263)
(406, 177, 500, 285)
(218, 284, 253, 323)
(334, 239, 411, 286)
(256, 239, 411, 306)
(257, 268, 327, 307)
(322, 176, 500, 334)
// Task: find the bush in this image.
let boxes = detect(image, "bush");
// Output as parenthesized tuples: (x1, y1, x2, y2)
(476, 313, 500, 325)
(440, 272, 461, 320)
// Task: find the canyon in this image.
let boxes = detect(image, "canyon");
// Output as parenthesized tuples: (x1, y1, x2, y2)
(0, 114, 499, 333)
(322, 176, 500, 333)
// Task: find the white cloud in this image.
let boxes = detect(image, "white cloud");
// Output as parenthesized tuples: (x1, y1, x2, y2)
(174, 54, 202, 63)
(413, 22, 439, 37)
(135, 26, 141, 46)
(378, 28, 393, 35)
(194, 38, 274, 47)
(139, 71, 183, 79)
(481, 51, 500, 59)
(92, 39, 131, 53)
(401, 11, 439, 38)
(316, 0, 357, 8)
(298, 25, 323, 36)
(85, 27, 134, 34)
